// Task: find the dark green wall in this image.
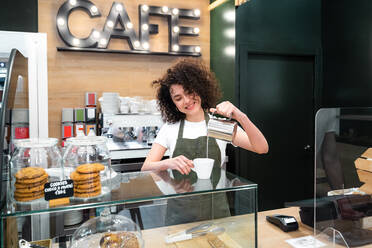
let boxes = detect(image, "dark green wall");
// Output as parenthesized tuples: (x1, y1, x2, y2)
(235, 0, 321, 210)
(210, 0, 235, 104)
(236, 0, 321, 51)
(210, 1, 238, 177)
(322, 0, 372, 107)
(0, 0, 38, 32)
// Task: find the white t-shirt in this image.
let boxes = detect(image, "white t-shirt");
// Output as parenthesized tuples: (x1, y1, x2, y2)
(154, 119, 228, 164)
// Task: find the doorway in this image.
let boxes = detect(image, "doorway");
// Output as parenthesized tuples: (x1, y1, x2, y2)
(237, 45, 318, 210)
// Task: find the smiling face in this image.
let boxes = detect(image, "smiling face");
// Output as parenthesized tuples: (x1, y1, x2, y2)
(170, 84, 203, 119)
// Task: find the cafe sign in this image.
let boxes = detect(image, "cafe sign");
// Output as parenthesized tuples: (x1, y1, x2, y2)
(56, 0, 201, 56)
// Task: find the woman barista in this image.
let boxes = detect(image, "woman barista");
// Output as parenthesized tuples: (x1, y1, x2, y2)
(142, 58, 268, 224)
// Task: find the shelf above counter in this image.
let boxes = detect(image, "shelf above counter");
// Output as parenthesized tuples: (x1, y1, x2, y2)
(1, 170, 257, 218)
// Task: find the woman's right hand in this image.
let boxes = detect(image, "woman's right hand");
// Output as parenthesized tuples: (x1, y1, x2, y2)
(164, 155, 194, 175)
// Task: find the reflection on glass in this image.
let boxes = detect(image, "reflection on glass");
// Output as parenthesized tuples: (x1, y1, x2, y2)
(0, 49, 30, 247)
(0, 49, 29, 211)
(313, 108, 372, 246)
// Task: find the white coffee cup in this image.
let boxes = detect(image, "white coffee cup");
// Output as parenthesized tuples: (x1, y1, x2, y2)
(192, 158, 214, 179)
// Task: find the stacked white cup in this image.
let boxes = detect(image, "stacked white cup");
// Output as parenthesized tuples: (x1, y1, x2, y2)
(101, 92, 120, 114)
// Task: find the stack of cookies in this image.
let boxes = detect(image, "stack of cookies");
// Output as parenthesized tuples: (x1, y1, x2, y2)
(14, 167, 48, 202)
(70, 163, 105, 198)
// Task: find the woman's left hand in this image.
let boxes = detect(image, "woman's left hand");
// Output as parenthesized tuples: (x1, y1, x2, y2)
(210, 101, 242, 120)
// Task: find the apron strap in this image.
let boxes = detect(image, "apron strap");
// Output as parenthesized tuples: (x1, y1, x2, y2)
(205, 112, 210, 123)
(178, 119, 185, 139)
(178, 112, 210, 139)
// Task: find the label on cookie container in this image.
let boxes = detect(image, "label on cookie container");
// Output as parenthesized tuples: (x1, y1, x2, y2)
(44, 180, 74, 200)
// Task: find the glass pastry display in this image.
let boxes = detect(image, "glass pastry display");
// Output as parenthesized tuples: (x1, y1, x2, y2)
(69, 208, 144, 248)
(10, 138, 63, 203)
(63, 136, 113, 199)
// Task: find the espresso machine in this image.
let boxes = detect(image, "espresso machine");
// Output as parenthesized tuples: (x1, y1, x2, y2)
(101, 113, 169, 172)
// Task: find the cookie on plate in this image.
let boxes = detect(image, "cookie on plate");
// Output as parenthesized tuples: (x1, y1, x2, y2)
(15, 167, 46, 180)
(74, 179, 101, 190)
(76, 163, 105, 174)
(15, 178, 48, 189)
(70, 171, 99, 181)
(74, 189, 101, 198)
(16, 173, 49, 184)
(99, 232, 139, 248)
(74, 184, 101, 193)
(14, 191, 44, 202)
(15, 184, 45, 193)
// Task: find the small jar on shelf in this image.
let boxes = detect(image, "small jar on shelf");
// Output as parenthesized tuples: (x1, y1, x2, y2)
(10, 138, 63, 203)
(63, 136, 116, 200)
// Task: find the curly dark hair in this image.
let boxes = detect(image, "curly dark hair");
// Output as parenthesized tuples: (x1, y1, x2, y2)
(152, 58, 222, 123)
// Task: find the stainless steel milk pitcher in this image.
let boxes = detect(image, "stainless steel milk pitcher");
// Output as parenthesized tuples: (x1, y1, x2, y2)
(207, 113, 237, 143)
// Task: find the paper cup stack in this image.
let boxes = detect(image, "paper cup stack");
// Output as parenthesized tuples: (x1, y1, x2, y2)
(100, 92, 119, 114)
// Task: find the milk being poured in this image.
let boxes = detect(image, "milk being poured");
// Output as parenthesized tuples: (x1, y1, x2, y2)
(205, 117, 210, 158)
(206, 135, 209, 158)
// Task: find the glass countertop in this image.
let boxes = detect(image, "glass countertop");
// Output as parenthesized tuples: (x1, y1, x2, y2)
(1, 169, 256, 218)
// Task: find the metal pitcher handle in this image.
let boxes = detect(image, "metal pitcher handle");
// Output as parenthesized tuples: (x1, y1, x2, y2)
(211, 110, 232, 121)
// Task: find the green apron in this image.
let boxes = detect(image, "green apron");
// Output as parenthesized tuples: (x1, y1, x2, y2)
(165, 113, 230, 226)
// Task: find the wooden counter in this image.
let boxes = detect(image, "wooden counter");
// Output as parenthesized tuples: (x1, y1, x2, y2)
(257, 207, 313, 248)
(50, 207, 372, 247)
(141, 207, 314, 248)
(142, 214, 255, 248)
(258, 207, 372, 248)
(142, 207, 372, 248)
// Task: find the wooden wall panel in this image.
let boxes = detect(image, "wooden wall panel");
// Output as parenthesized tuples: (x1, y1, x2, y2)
(38, 0, 210, 139)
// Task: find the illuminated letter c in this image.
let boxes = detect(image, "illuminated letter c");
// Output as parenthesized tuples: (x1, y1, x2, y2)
(56, 0, 101, 48)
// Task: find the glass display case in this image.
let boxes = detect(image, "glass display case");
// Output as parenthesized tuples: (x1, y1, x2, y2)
(0, 167, 257, 247)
